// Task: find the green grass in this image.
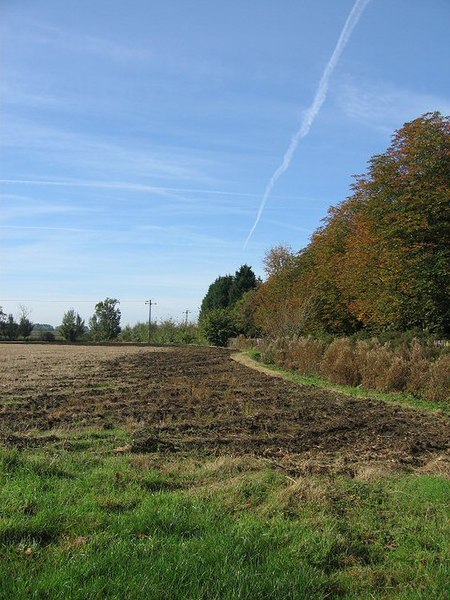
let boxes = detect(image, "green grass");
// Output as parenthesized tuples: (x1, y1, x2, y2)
(246, 349, 449, 414)
(0, 433, 449, 599)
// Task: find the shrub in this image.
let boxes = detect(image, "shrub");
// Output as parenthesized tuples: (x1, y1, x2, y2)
(201, 309, 237, 347)
(259, 341, 276, 364)
(271, 337, 290, 366)
(40, 332, 55, 342)
(246, 333, 447, 402)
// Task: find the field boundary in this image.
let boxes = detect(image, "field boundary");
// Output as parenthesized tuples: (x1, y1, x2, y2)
(232, 351, 449, 414)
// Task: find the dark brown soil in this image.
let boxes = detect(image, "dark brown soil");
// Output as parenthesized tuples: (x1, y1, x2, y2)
(1, 346, 448, 472)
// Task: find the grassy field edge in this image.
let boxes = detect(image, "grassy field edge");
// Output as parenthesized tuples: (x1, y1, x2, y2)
(241, 349, 450, 414)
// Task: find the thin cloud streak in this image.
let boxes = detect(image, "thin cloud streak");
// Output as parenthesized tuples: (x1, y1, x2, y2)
(338, 80, 450, 131)
(0, 225, 94, 233)
(0, 178, 316, 201)
(244, 0, 372, 248)
(15, 21, 150, 63)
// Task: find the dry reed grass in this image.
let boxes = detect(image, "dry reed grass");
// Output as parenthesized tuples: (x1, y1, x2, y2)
(425, 355, 450, 402)
(249, 335, 449, 402)
(320, 338, 359, 386)
(285, 336, 325, 374)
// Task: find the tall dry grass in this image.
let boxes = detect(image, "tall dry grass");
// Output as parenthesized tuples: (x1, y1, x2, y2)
(320, 338, 359, 386)
(252, 335, 449, 402)
(285, 336, 326, 374)
(425, 354, 450, 402)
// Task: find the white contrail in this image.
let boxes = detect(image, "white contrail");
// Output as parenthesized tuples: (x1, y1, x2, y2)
(244, 0, 371, 248)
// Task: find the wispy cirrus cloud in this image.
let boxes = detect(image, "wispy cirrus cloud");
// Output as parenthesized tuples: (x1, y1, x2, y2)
(0, 117, 216, 184)
(0, 178, 315, 203)
(337, 80, 450, 131)
(0, 225, 93, 233)
(0, 83, 64, 110)
(10, 22, 151, 64)
(136, 224, 251, 250)
(0, 194, 100, 221)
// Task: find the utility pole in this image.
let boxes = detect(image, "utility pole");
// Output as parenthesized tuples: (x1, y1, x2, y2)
(145, 299, 156, 343)
(184, 309, 190, 326)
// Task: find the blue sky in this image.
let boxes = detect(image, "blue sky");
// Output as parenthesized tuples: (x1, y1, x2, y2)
(1, 0, 449, 326)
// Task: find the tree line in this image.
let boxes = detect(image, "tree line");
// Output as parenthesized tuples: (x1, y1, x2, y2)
(199, 113, 449, 344)
(0, 306, 33, 341)
(0, 299, 121, 342)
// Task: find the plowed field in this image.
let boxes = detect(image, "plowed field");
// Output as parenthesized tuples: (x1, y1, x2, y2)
(1, 344, 449, 474)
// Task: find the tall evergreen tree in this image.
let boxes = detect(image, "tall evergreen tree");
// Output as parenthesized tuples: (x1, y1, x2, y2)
(199, 265, 258, 321)
(199, 275, 234, 320)
(228, 265, 258, 306)
(60, 309, 85, 342)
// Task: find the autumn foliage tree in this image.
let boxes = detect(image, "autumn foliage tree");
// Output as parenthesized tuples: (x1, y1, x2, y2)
(341, 111, 449, 333)
(251, 113, 449, 337)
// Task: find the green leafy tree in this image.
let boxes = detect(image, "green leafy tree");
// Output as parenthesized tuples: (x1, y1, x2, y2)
(17, 306, 33, 339)
(89, 298, 121, 341)
(233, 289, 261, 337)
(4, 315, 19, 341)
(201, 308, 236, 347)
(0, 307, 6, 338)
(18, 316, 33, 339)
(60, 309, 86, 342)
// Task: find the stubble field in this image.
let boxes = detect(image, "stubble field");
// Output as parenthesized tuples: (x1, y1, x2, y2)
(1, 344, 449, 473)
(1, 344, 449, 599)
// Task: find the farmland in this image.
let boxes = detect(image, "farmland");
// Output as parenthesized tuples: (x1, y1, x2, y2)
(1, 344, 449, 599)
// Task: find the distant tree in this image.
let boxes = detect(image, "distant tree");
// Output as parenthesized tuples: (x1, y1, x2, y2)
(17, 305, 33, 339)
(59, 309, 86, 342)
(32, 324, 55, 332)
(201, 308, 236, 347)
(0, 307, 6, 338)
(89, 298, 121, 341)
(5, 315, 19, 341)
(18, 316, 34, 339)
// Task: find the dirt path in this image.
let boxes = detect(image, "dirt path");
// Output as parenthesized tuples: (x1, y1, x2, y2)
(231, 352, 286, 379)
